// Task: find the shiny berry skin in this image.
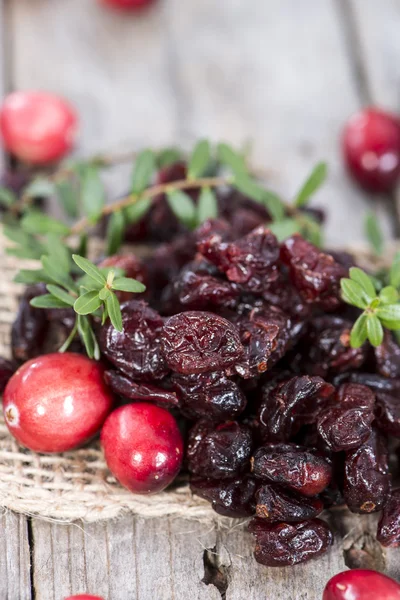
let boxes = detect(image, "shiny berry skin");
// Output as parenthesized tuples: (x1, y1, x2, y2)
(64, 596, 105, 600)
(101, 403, 183, 494)
(3, 353, 113, 453)
(99, 0, 157, 10)
(0, 91, 77, 164)
(323, 569, 400, 600)
(342, 107, 400, 193)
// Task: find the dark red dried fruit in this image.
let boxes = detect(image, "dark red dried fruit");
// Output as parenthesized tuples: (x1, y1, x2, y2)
(98, 300, 168, 382)
(161, 311, 243, 374)
(377, 488, 400, 547)
(0, 357, 17, 393)
(258, 376, 334, 442)
(261, 273, 310, 319)
(317, 383, 375, 451)
(375, 392, 400, 437)
(197, 225, 280, 293)
(248, 518, 333, 567)
(251, 443, 332, 497)
(375, 332, 400, 379)
(12, 285, 47, 362)
(255, 484, 324, 522)
(171, 371, 246, 421)
(280, 235, 347, 310)
(344, 427, 390, 513)
(190, 476, 257, 517)
(186, 420, 253, 479)
(104, 370, 179, 407)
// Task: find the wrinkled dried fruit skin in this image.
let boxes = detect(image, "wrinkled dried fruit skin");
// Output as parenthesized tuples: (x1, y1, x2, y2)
(377, 488, 400, 547)
(161, 311, 243, 374)
(190, 476, 257, 517)
(258, 376, 334, 442)
(375, 392, 400, 437)
(187, 420, 253, 479)
(0, 357, 17, 393)
(171, 371, 246, 421)
(375, 333, 400, 379)
(344, 427, 391, 513)
(298, 316, 367, 377)
(338, 372, 400, 395)
(99, 254, 148, 303)
(99, 300, 168, 381)
(317, 383, 375, 451)
(248, 518, 333, 567)
(11, 285, 47, 362)
(104, 370, 179, 407)
(197, 225, 280, 293)
(161, 260, 240, 314)
(280, 235, 347, 310)
(255, 484, 323, 522)
(251, 443, 332, 497)
(235, 306, 293, 378)
(261, 272, 311, 319)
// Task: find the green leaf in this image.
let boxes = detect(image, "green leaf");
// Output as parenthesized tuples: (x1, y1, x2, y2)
(21, 211, 70, 235)
(124, 196, 151, 224)
(74, 290, 102, 315)
(77, 233, 88, 258)
(166, 190, 197, 229)
(379, 286, 399, 305)
(106, 292, 123, 332)
(0, 186, 16, 207)
(300, 214, 323, 247)
(294, 162, 327, 207)
(112, 277, 146, 293)
(6, 246, 43, 260)
(217, 143, 247, 177)
(390, 252, 400, 289)
(42, 255, 76, 291)
(72, 255, 106, 286)
(56, 180, 78, 219)
(46, 285, 75, 307)
(340, 278, 369, 309)
(106, 211, 125, 256)
(156, 147, 182, 168)
(349, 267, 376, 300)
(233, 175, 265, 203)
(350, 313, 368, 348)
(44, 234, 71, 273)
(77, 315, 99, 360)
(131, 149, 156, 194)
(197, 187, 218, 223)
(188, 140, 211, 179)
(23, 178, 56, 199)
(30, 294, 71, 309)
(269, 218, 301, 242)
(3, 226, 46, 258)
(81, 166, 105, 222)
(14, 269, 53, 285)
(365, 212, 384, 256)
(99, 287, 111, 301)
(366, 314, 384, 347)
(261, 190, 286, 222)
(376, 304, 400, 324)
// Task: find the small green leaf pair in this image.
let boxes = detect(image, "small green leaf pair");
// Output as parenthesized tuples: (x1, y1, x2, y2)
(166, 187, 218, 230)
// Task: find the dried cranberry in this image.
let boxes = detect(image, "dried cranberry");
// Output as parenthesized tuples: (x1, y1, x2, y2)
(186, 420, 253, 479)
(161, 311, 243, 375)
(248, 518, 333, 567)
(280, 235, 347, 310)
(261, 272, 310, 319)
(375, 332, 400, 378)
(317, 383, 375, 451)
(98, 300, 168, 382)
(258, 376, 334, 442)
(197, 225, 280, 293)
(338, 372, 400, 395)
(190, 476, 257, 517)
(344, 427, 391, 513)
(377, 488, 400, 547)
(171, 371, 246, 421)
(375, 392, 400, 437)
(251, 443, 332, 497)
(255, 484, 324, 522)
(11, 285, 47, 362)
(104, 370, 179, 407)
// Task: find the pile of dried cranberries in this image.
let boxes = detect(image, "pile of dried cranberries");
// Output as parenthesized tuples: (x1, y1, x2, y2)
(2, 209, 400, 569)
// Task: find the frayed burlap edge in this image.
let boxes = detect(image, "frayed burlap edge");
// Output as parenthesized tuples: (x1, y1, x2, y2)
(0, 228, 398, 523)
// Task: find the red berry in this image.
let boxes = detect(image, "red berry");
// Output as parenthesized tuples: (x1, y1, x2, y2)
(101, 403, 183, 494)
(64, 596, 104, 600)
(99, 0, 157, 10)
(3, 353, 113, 453)
(323, 569, 400, 600)
(342, 107, 400, 193)
(0, 91, 77, 164)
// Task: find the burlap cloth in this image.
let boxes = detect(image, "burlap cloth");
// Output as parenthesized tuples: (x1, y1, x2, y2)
(0, 229, 398, 522)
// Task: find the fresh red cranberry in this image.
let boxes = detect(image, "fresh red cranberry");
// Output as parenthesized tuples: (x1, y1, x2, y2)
(64, 596, 104, 600)
(101, 403, 183, 494)
(342, 107, 400, 193)
(3, 353, 113, 453)
(99, 0, 157, 10)
(323, 569, 400, 600)
(0, 91, 77, 164)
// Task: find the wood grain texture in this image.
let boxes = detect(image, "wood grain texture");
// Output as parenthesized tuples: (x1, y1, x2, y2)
(0, 512, 31, 600)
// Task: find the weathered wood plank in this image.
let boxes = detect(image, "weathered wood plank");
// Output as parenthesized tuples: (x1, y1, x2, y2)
(0, 512, 31, 600)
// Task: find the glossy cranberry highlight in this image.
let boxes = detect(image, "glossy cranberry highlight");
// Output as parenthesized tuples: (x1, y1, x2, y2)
(323, 569, 400, 600)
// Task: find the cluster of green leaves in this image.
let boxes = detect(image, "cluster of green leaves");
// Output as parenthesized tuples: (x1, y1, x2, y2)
(341, 261, 400, 347)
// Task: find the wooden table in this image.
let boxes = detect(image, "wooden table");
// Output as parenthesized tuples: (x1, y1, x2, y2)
(0, 1, 400, 598)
